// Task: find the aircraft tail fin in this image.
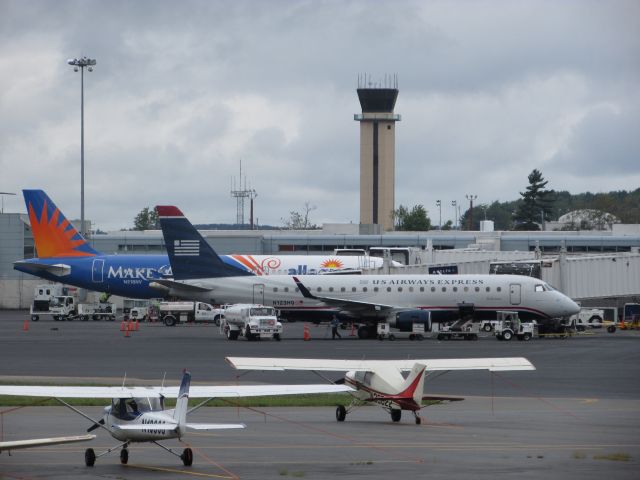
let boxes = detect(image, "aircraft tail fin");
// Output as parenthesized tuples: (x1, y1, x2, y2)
(23, 189, 98, 258)
(156, 206, 252, 280)
(399, 363, 427, 405)
(174, 370, 191, 431)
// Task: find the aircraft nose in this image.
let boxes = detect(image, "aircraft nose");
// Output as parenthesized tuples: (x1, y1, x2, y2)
(562, 296, 580, 316)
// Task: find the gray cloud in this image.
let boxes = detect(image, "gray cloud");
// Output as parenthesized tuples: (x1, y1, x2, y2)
(1, 0, 638, 229)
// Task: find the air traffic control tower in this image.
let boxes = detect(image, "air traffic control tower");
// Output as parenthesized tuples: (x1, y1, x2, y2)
(354, 75, 400, 231)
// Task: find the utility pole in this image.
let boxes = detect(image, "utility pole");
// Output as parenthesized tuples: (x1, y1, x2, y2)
(466, 194, 477, 231)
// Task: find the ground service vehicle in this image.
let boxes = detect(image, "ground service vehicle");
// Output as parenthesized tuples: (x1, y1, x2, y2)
(572, 308, 604, 331)
(220, 304, 282, 341)
(377, 321, 425, 341)
(494, 311, 537, 341)
(30, 284, 75, 321)
(160, 301, 220, 326)
(77, 302, 116, 321)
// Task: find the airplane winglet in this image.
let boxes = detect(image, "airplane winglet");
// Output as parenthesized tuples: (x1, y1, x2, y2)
(292, 277, 317, 299)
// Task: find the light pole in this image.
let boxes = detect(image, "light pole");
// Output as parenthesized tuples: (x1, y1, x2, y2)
(436, 200, 441, 230)
(466, 194, 477, 231)
(67, 56, 96, 237)
(451, 200, 457, 229)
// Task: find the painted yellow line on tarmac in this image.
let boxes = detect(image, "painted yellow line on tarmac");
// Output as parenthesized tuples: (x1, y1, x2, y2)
(124, 463, 236, 478)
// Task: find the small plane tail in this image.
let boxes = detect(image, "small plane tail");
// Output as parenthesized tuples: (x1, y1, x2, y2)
(23, 189, 98, 258)
(156, 206, 253, 280)
(399, 363, 427, 406)
(174, 370, 191, 432)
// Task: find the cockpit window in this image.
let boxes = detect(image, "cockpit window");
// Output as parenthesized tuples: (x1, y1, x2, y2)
(535, 283, 555, 292)
(535, 284, 544, 292)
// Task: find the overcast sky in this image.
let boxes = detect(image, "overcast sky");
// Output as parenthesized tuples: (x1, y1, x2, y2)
(1, 0, 638, 230)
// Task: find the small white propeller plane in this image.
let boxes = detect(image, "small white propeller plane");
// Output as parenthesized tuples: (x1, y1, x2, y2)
(0, 371, 351, 467)
(226, 357, 535, 424)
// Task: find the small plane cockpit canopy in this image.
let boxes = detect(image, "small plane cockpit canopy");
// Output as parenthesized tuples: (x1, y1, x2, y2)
(112, 397, 164, 420)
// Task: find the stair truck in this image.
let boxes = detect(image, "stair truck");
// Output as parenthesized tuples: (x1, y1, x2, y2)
(220, 304, 282, 341)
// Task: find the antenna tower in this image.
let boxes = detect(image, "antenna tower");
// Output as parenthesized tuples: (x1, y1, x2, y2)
(230, 160, 257, 228)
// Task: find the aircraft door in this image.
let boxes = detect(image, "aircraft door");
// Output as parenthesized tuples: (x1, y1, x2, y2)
(252, 283, 265, 304)
(92, 259, 105, 283)
(509, 284, 521, 305)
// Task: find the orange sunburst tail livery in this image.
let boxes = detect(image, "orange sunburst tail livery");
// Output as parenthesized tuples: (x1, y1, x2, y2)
(23, 190, 98, 258)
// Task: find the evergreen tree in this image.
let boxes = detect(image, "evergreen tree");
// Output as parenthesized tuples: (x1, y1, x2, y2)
(513, 169, 555, 230)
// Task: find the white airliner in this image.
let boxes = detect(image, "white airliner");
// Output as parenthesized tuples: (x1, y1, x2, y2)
(154, 206, 580, 336)
(226, 357, 535, 424)
(0, 371, 350, 466)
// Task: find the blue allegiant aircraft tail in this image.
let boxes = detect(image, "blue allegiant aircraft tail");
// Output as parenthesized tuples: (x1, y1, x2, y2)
(23, 189, 98, 258)
(156, 206, 252, 280)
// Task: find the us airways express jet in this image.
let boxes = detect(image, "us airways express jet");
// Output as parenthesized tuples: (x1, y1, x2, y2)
(13, 190, 389, 299)
(155, 206, 580, 336)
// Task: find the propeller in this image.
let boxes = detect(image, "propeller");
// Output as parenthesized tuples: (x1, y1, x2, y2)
(87, 418, 105, 432)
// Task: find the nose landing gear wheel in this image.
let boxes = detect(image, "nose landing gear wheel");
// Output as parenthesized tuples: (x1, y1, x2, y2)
(336, 405, 347, 422)
(120, 448, 129, 464)
(181, 447, 193, 466)
(414, 414, 422, 425)
(85, 448, 96, 467)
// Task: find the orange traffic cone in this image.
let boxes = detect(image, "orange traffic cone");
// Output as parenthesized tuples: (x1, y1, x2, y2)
(125, 322, 131, 337)
(23, 319, 29, 332)
(303, 323, 310, 341)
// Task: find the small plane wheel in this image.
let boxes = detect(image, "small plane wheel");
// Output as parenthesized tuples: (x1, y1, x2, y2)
(120, 448, 129, 464)
(415, 416, 422, 425)
(336, 405, 346, 422)
(181, 447, 193, 466)
(391, 409, 402, 422)
(85, 448, 96, 467)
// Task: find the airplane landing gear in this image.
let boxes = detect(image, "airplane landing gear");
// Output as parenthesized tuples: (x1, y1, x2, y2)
(120, 447, 129, 464)
(336, 405, 347, 422)
(390, 409, 402, 422)
(181, 448, 193, 466)
(414, 412, 422, 425)
(85, 448, 96, 467)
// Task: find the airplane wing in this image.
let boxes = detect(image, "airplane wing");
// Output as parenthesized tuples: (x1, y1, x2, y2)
(0, 434, 95, 452)
(13, 260, 71, 277)
(0, 384, 351, 399)
(149, 279, 213, 293)
(226, 357, 535, 372)
(113, 424, 178, 432)
(292, 276, 397, 313)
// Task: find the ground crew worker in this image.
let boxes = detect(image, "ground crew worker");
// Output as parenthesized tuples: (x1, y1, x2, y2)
(331, 315, 342, 339)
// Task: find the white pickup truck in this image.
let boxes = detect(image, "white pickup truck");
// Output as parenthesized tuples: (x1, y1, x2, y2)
(159, 301, 222, 326)
(220, 304, 282, 341)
